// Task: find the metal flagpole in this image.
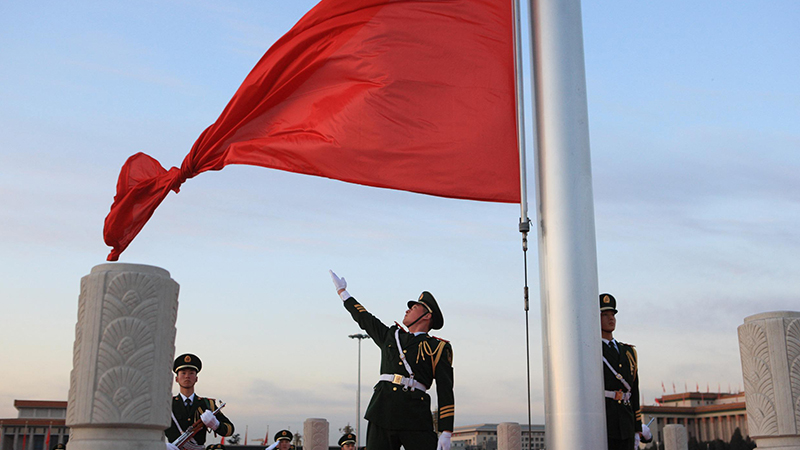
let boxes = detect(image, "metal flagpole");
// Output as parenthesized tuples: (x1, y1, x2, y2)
(528, 0, 607, 449)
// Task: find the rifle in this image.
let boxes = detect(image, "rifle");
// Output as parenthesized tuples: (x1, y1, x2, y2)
(172, 401, 226, 449)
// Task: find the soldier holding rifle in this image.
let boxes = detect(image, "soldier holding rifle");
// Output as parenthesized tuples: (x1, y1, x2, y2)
(165, 354, 235, 450)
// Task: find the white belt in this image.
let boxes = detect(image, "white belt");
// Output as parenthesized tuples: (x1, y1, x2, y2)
(605, 390, 631, 404)
(379, 374, 428, 392)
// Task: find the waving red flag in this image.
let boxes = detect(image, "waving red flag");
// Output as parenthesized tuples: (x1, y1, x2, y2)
(104, 0, 519, 260)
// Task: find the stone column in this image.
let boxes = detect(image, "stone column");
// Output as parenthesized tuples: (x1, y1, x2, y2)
(66, 263, 179, 450)
(303, 418, 329, 450)
(663, 424, 688, 450)
(497, 422, 521, 450)
(738, 311, 800, 450)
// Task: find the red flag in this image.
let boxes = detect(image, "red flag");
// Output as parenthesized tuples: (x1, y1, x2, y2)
(221, 437, 225, 445)
(104, 0, 519, 261)
(672, 382, 676, 394)
(45, 423, 51, 449)
(661, 381, 665, 393)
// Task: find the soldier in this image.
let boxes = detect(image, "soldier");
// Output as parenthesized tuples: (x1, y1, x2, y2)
(330, 270, 454, 450)
(600, 294, 642, 450)
(165, 354, 235, 450)
(338, 432, 357, 450)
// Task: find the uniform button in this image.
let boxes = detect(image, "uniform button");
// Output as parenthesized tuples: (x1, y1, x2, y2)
(403, 350, 407, 354)
(399, 362, 403, 365)
(618, 364, 622, 368)
(393, 387, 397, 391)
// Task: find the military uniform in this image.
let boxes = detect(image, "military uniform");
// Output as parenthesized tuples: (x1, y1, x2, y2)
(166, 354, 235, 448)
(165, 395, 234, 446)
(343, 292, 454, 450)
(600, 294, 642, 450)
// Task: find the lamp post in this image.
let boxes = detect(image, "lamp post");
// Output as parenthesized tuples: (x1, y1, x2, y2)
(349, 333, 370, 448)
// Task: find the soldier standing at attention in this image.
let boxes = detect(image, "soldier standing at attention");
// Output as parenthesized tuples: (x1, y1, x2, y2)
(600, 294, 643, 450)
(165, 354, 235, 450)
(338, 432, 357, 450)
(329, 270, 454, 450)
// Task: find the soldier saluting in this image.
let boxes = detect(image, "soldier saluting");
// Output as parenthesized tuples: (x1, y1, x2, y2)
(330, 270, 454, 450)
(600, 294, 642, 450)
(165, 354, 235, 450)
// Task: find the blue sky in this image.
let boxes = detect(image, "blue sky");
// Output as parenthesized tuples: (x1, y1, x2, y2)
(1, 0, 799, 445)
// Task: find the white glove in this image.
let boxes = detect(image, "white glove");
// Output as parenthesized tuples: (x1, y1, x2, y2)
(166, 443, 179, 450)
(436, 431, 451, 450)
(265, 442, 279, 450)
(200, 409, 219, 430)
(329, 270, 351, 300)
(641, 423, 653, 441)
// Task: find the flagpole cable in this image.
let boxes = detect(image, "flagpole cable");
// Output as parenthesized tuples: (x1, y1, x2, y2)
(522, 228, 533, 437)
(512, 0, 533, 439)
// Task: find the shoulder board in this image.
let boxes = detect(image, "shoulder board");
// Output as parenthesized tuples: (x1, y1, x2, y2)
(393, 322, 407, 333)
(618, 341, 635, 348)
(429, 335, 450, 343)
(173, 395, 180, 400)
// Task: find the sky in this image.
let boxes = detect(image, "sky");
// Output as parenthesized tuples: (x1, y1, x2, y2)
(1, 0, 799, 446)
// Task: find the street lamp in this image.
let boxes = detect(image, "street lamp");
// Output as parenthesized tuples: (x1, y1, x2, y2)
(349, 333, 370, 448)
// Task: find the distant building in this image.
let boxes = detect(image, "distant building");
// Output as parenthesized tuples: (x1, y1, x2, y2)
(0, 400, 69, 450)
(451, 423, 545, 450)
(641, 391, 748, 445)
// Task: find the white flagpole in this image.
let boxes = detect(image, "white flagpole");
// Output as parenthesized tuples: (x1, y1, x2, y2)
(513, 0, 529, 228)
(528, 0, 607, 449)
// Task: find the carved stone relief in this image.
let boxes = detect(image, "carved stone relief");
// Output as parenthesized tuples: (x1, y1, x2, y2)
(739, 320, 778, 436)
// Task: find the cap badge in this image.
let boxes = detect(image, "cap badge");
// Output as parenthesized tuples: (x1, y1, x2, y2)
(184, 355, 192, 362)
(603, 295, 610, 304)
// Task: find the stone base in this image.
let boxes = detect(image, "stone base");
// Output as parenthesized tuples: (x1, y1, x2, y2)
(67, 427, 166, 450)
(303, 418, 329, 450)
(663, 424, 688, 450)
(753, 436, 800, 450)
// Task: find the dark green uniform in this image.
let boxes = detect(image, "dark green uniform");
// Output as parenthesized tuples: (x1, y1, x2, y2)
(600, 293, 642, 450)
(603, 339, 641, 450)
(344, 297, 454, 450)
(165, 395, 234, 446)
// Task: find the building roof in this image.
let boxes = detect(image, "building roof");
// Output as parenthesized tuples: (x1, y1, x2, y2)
(0, 418, 67, 426)
(656, 392, 743, 403)
(453, 423, 546, 433)
(642, 402, 746, 415)
(14, 400, 68, 409)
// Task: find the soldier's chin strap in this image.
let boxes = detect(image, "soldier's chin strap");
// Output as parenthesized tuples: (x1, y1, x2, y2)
(405, 312, 431, 330)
